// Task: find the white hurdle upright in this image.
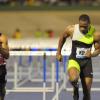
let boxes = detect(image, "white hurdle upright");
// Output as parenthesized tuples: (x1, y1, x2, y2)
(52, 56, 68, 100)
(43, 53, 47, 100)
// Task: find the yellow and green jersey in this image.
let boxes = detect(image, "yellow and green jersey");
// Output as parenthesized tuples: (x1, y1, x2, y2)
(70, 24, 95, 59)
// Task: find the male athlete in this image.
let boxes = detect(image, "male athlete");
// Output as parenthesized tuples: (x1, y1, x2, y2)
(0, 33, 9, 100)
(56, 14, 100, 100)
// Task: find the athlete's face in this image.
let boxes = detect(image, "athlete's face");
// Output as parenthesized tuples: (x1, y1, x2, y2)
(79, 20, 90, 34)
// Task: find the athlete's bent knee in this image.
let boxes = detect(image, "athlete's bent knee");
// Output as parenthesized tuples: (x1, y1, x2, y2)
(68, 67, 79, 81)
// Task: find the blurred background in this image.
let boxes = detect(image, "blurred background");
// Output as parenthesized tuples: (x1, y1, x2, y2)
(0, 1, 100, 100)
(0, 0, 100, 6)
(0, 0, 99, 48)
(0, 0, 100, 40)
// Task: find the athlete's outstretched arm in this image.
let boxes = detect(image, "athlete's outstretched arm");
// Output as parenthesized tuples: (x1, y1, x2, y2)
(0, 35, 9, 59)
(56, 25, 74, 61)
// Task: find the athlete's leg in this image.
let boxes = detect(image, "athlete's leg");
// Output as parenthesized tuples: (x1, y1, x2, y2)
(0, 66, 7, 100)
(68, 67, 79, 85)
(68, 60, 80, 84)
(80, 59, 93, 100)
(81, 77, 93, 100)
(68, 67, 80, 100)
(67, 60, 80, 100)
(0, 77, 6, 100)
(0, 87, 6, 100)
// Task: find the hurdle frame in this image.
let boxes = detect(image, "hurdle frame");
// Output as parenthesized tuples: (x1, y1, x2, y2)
(6, 50, 100, 100)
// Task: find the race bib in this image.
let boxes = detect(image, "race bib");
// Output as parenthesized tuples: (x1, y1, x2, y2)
(76, 47, 90, 58)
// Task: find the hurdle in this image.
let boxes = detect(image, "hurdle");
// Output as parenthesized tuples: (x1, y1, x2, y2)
(55, 59, 59, 100)
(7, 49, 100, 100)
(7, 50, 56, 100)
(52, 56, 68, 100)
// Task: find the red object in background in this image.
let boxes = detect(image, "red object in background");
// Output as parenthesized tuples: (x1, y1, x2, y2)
(48, 30, 54, 38)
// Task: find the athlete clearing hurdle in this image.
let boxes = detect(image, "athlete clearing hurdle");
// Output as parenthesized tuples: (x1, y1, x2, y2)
(56, 14, 100, 100)
(0, 33, 9, 100)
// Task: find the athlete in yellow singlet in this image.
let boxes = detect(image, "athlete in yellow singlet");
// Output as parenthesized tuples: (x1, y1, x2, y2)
(56, 14, 100, 100)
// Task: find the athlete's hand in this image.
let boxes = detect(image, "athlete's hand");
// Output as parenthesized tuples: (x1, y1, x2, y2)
(56, 52, 63, 62)
(85, 50, 91, 58)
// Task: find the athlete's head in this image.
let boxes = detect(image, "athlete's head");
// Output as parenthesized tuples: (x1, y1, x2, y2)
(79, 14, 91, 34)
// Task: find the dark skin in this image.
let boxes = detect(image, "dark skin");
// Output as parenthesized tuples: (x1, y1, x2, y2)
(56, 20, 100, 100)
(0, 34, 9, 59)
(79, 20, 90, 34)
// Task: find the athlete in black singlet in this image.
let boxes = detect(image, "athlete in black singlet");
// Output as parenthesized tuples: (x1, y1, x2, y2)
(0, 33, 9, 100)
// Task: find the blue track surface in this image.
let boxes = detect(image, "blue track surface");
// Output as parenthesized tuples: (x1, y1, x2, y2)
(5, 81, 100, 100)
(5, 91, 100, 100)
(5, 55, 100, 100)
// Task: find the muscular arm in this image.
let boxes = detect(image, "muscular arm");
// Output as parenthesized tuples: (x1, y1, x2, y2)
(57, 25, 74, 54)
(0, 35, 9, 59)
(57, 31, 68, 54)
(91, 42, 100, 57)
(56, 25, 74, 61)
(91, 31, 100, 57)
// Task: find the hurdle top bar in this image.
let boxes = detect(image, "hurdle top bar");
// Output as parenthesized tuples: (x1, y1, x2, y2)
(10, 48, 71, 56)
